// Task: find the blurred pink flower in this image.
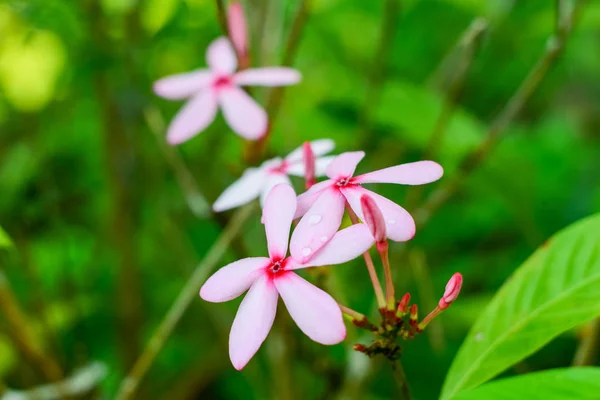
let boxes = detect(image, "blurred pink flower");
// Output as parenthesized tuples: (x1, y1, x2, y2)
(200, 184, 374, 370)
(291, 151, 443, 262)
(213, 139, 335, 212)
(153, 37, 300, 144)
(227, 2, 248, 62)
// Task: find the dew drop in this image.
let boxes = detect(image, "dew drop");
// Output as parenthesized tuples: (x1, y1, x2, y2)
(308, 214, 322, 225)
(302, 247, 312, 256)
(475, 332, 484, 342)
(387, 219, 396, 225)
(320, 236, 329, 242)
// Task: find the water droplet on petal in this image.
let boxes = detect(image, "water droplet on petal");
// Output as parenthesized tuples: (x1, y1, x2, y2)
(302, 247, 312, 256)
(387, 219, 396, 225)
(308, 214, 322, 225)
(320, 236, 328, 242)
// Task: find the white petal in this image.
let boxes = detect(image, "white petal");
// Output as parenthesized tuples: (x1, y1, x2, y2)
(286, 156, 335, 177)
(293, 180, 334, 219)
(229, 275, 278, 370)
(166, 91, 219, 144)
(275, 272, 345, 345)
(263, 183, 297, 259)
(213, 168, 267, 212)
(200, 257, 269, 302)
(234, 67, 301, 87)
(153, 70, 214, 100)
(285, 139, 336, 163)
(219, 87, 268, 140)
(325, 151, 365, 180)
(206, 37, 237, 74)
(259, 172, 292, 207)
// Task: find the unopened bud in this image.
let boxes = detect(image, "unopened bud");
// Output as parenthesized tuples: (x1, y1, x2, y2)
(438, 272, 462, 310)
(303, 142, 315, 189)
(360, 195, 386, 242)
(353, 344, 367, 352)
(227, 2, 248, 61)
(409, 304, 418, 322)
(397, 293, 411, 314)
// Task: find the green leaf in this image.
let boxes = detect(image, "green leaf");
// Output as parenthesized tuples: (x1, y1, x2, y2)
(0, 226, 12, 248)
(452, 368, 600, 400)
(441, 214, 600, 399)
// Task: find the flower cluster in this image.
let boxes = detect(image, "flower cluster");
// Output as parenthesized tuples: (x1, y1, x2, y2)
(154, 2, 463, 370)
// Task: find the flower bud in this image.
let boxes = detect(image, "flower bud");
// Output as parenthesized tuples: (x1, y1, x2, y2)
(397, 292, 410, 314)
(409, 304, 418, 322)
(438, 272, 462, 310)
(227, 2, 248, 60)
(303, 141, 315, 189)
(360, 195, 386, 242)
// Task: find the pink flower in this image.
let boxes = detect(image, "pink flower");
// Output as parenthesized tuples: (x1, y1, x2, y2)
(153, 37, 300, 144)
(213, 139, 335, 212)
(290, 151, 443, 262)
(227, 2, 248, 61)
(200, 184, 374, 370)
(438, 272, 462, 310)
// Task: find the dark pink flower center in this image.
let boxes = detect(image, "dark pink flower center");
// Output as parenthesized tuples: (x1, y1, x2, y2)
(335, 177, 353, 187)
(213, 75, 233, 90)
(266, 258, 289, 279)
(267, 160, 288, 174)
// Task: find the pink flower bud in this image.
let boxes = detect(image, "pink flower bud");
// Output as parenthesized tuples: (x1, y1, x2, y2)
(409, 304, 418, 322)
(397, 292, 410, 314)
(227, 2, 248, 60)
(360, 195, 386, 242)
(438, 272, 462, 310)
(303, 142, 315, 189)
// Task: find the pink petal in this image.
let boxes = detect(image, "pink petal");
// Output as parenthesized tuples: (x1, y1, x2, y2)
(293, 180, 333, 219)
(275, 272, 345, 345)
(227, 2, 248, 58)
(218, 87, 268, 140)
(263, 183, 297, 259)
(167, 91, 218, 145)
(342, 186, 415, 242)
(259, 172, 292, 206)
(200, 257, 269, 302)
(285, 139, 335, 163)
(295, 224, 374, 268)
(153, 70, 214, 100)
(354, 161, 444, 185)
(290, 187, 346, 262)
(229, 275, 278, 370)
(213, 168, 267, 212)
(206, 37, 237, 74)
(325, 151, 365, 180)
(286, 156, 335, 177)
(234, 68, 301, 87)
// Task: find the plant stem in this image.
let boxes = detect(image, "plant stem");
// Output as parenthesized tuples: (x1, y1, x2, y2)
(115, 203, 256, 400)
(339, 303, 366, 321)
(573, 318, 600, 366)
(346, 205, 386, 309)
(377, 243, 395, 310)
(214, 0, 228, 34)
(391, 360, 411, 400)
(413, 0, 587, 228)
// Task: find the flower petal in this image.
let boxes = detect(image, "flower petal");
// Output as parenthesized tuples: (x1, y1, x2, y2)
(285, 139, 335, 163)
(153, 70, 214, 100)
(342, 186, 415, 242)
(213, 168, 267, 212)
(259, 172, 292, 207)
(354, 161, 444, 185)
(325, 151, 365, 180)
(290, 187, 346, 262)
(275, 272, 345, 345)
(293, 180, 333, 219)
(229, 275, 278, 370)
(263, 183, 297, 259)
(219, 87, 268, 140)
(200, 257, 269, 302)
(234, 67, 301, 87)
(286, 156, 335, 177)
(295, 224, 374, 268)
(206, 37, 237, 74)
(167, 91, 218, 145)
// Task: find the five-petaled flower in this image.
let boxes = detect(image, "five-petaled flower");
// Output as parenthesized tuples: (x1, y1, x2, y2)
(213, 139, 336, 212)
(200, 183, 374, 370)
(290, 151, 443, 262)
(154, 37, 301, 144)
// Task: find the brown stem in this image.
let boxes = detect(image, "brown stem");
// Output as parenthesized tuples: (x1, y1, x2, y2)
(573, 318, 600, 366)
(115, 203, 255, 400)
(413, 0, 587, 228)
(346, 205, 386, 309)
(214, 0, 228, 34)
(391, 360, 411, 400)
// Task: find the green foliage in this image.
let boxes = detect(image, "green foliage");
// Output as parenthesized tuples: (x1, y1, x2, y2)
(442, 214, 600, 399)
(452, 368, 600, 400)
(0, 225, 12, 248)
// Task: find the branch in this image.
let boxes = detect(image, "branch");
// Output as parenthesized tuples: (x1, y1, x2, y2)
(115, 203, 256, 400)
(413, 0, 587, 228)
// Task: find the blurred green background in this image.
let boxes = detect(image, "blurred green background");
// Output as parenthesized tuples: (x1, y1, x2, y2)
(0, 0, 599, 398)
